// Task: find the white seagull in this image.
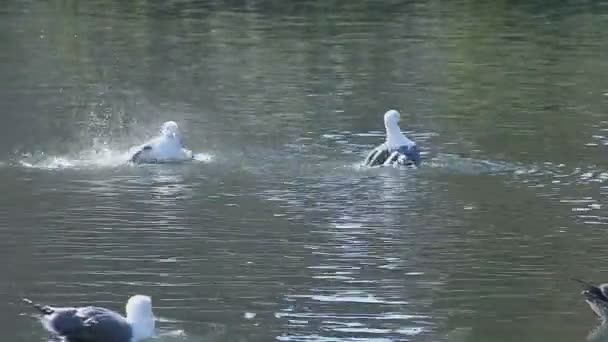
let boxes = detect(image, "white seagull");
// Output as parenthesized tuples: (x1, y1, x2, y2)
(363, 109, 421, 167)
(23, 295, 156, 342)
(574, 278, 608, 322)
(130, 121, 193, 163)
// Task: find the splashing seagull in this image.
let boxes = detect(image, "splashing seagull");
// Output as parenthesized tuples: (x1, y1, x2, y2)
(363, 109, 421, 168)
(573, 278, 608, 322)
(130, 121, 193, 164)
(23, 295, 156, 342)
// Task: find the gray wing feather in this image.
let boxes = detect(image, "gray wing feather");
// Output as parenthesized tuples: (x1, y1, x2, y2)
(364, 144, 390, 167)
(48, 306, 132, 342)
(600, 284, 608, 300)
(130, 145, 152, 163)
(46, 308, 82, 335)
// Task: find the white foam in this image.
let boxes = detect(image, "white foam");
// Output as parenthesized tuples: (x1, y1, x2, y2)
(18, 148, 133, 170)
(17, 146, 211, 170)
(287, 292, 408, 305)
(193, 153, 213, 162)
(277, 335, 393, 342)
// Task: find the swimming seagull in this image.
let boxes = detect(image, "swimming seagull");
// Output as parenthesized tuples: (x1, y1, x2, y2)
(130, 121, 193, 164)
(363, 109, 421, 167)
(23, 295, 156, 342)
(573, 278, 608, 322)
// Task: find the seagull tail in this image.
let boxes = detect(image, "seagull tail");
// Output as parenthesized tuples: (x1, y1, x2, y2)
(22, 298, 54, 315)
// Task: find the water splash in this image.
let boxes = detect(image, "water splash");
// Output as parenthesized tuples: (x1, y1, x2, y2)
(157, 329, 188, 339)
(192, 153, 213, 163)
(17, 147, 133, 170)
(16, 147, 212, 170)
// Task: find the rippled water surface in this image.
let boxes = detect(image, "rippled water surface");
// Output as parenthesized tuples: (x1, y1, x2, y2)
(2, 1, 608, 341)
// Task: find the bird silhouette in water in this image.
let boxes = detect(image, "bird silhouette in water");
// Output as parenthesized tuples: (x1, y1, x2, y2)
(573, 278, 608, 322)
(22, 295, 156, 342)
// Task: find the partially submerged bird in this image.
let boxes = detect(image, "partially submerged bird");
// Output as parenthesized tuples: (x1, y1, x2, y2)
(23, 295, 156, 342)
(363, 109, 421, 168)
(130, 121, 193, 164)
(574, 278, 608, 322)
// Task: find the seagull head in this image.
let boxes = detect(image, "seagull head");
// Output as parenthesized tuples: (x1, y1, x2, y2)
(126, 295, 155, 340)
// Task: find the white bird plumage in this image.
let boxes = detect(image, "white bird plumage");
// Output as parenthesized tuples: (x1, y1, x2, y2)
(24, 295, 156, 342)
(364, 110, 420, 167)
(130, 121, 193, 163)
(383, 109, 415, 150)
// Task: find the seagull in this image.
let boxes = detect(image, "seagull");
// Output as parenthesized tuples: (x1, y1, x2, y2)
(363, 109, 421, 168)
(23, 295, 156, 342)
(130, 121, 193, 164)
(573, 278, 608, 322)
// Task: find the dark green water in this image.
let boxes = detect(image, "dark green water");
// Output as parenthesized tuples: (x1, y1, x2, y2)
(2, 1, 608, 341)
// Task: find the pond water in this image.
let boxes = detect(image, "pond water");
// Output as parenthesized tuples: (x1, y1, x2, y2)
(2, 1, 608, 341)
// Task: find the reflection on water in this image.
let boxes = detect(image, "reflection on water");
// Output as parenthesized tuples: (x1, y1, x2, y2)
(2, 0, 608, 341)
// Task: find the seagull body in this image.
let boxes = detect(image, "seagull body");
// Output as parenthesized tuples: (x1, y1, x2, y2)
(130, 121, 193, 164)
(24, 295, 155, 342)
(364, 110, 421, 168)
(574, 279, 608, 322)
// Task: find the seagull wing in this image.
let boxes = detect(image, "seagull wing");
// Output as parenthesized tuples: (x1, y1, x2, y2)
(47, 306, 132, 342)
(130, 144, 153, 163)
(364, 143, 389, 167)
(573, 279, 608, 301)
(599, 284, 608, 301)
